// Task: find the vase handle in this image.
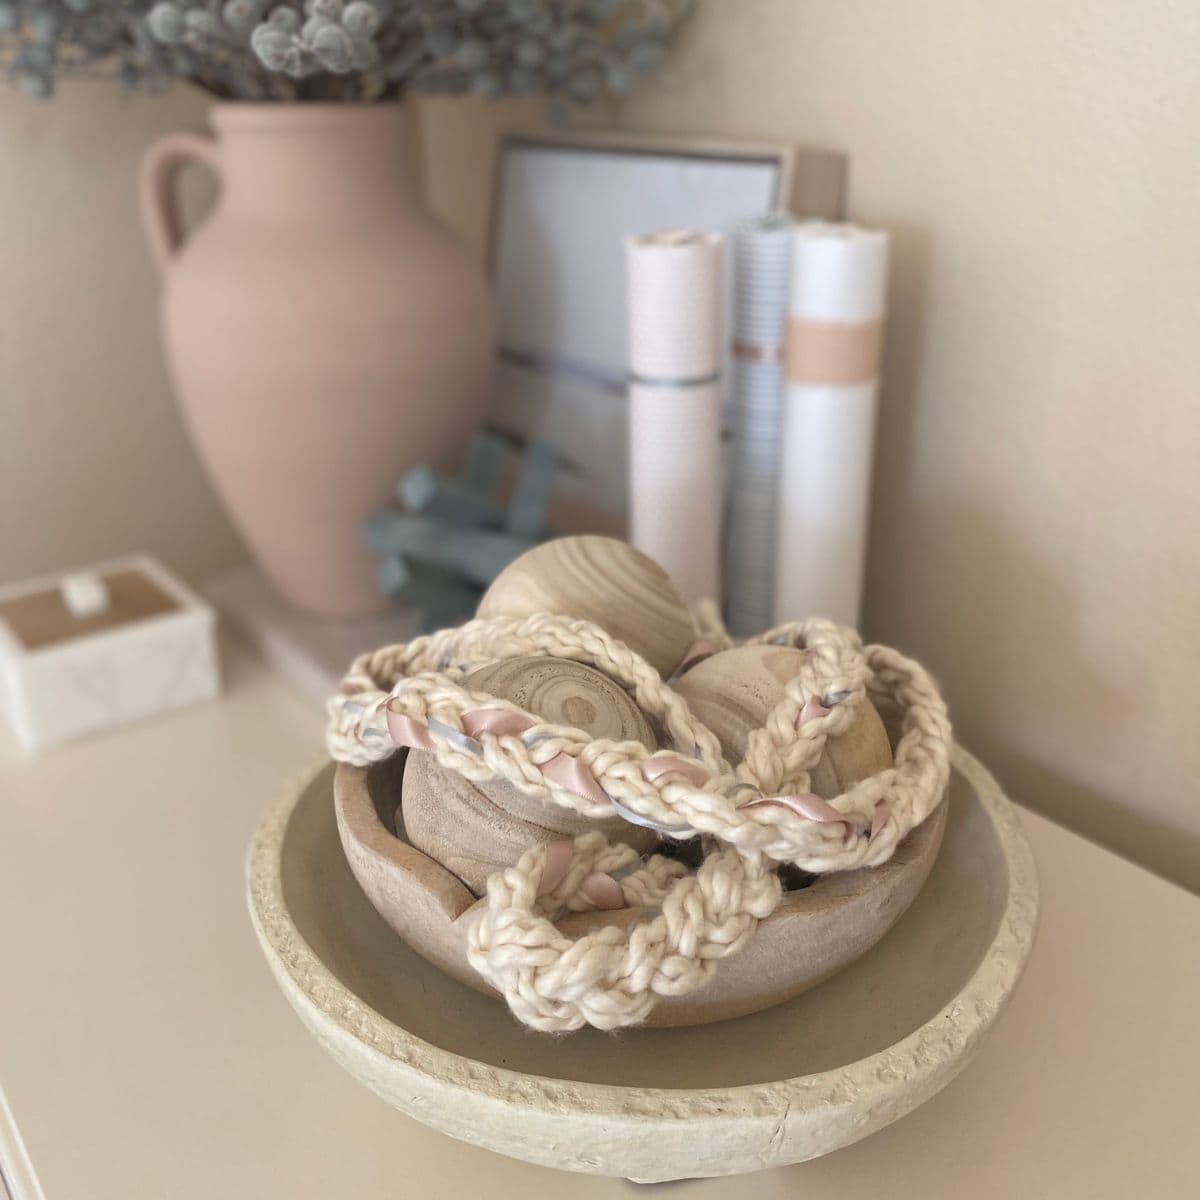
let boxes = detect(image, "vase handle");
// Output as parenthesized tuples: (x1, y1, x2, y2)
(138, 131, 222, 274)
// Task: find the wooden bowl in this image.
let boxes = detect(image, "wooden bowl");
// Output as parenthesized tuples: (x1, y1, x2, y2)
(247, 748, 1038, 1180)
(330, 755, 947, 1028)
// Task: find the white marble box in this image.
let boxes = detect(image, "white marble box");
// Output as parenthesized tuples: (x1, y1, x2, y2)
(0, 555, 219, 752)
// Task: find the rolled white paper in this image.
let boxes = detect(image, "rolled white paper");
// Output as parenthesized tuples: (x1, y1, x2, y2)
(626, 231, 723, 605)
(774, 222, 889, 628)
(725, 214, 793, 635)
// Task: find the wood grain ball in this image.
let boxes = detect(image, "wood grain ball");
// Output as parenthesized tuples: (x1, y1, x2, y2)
(403, 656, 659, 895)
(673, 644, 893, 795)
(476, 535, 695, 678)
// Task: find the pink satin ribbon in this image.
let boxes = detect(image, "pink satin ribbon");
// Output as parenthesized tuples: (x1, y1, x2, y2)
(744, 793, 891, 843)
(787, 317, 882, 385)
(385, 708, 437, 751)
(871, 800, 890, 839)
(540, 752, 611, 808)
(537, 839, 574, 896)
(579, 872, 625, 910)
(537, 841, 624, 910)
(742, 791, 846, 824)
(675, 638, 720, 676)
(391, 708, 712, 822)
(460, 708, 536, 739)
(388, 706, 613, 808)
(796, 695, 831, 726)
(641, 755, 709, 788)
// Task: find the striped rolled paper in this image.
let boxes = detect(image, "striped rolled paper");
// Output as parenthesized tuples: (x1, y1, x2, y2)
(773, 222, 890, 628)
(724, 214, 794, 635)
(625, 231, 724, 605)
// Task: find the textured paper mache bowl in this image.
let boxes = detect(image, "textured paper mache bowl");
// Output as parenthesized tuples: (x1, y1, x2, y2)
(247, 746, 1038, 1181)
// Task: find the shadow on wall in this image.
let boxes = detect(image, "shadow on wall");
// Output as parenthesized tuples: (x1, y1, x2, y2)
(860, 218, 1200, 892)
(869, 218, 932, 520)
(869, 491, 1198, 892)
(994, 749, 1200, 893)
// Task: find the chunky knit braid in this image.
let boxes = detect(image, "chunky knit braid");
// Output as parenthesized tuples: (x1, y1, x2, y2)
(327, 611, 952, 1031)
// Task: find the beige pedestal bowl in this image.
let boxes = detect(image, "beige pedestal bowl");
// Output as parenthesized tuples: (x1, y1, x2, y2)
(332, 754, 947, 1028)
(247, 747, 1038, 1182)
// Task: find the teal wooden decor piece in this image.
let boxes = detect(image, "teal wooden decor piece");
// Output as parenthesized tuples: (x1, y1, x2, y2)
(365, 430, 561, 631)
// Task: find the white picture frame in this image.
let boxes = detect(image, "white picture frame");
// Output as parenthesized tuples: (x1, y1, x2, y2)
(486, 130, 845, 522)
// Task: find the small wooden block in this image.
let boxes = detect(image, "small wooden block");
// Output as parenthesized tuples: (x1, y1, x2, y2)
(673, 644, 893, 795)
(476, 536, 695, 678)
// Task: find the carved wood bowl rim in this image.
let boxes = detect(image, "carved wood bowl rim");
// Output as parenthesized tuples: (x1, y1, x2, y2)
(329, 751, 951, 1026)
(246, 746, 1038, 1178)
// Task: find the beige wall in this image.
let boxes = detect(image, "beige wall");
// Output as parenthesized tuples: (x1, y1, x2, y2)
(0, 83, 244, 587)
(0, 86, 546, 593)
(619, 0, 1200, 889)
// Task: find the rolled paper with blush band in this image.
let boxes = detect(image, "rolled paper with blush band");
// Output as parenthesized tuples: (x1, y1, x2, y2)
(774, 223, 890, 629)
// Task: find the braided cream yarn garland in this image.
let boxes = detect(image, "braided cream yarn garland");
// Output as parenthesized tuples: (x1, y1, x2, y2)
(328, 613, 952, 1032)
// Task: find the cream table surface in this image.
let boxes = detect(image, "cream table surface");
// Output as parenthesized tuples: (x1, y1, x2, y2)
(1, 639, 1197, 1199)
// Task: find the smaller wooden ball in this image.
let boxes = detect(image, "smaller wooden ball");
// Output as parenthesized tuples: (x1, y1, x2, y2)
(477, 535, 695, 678)
(402, 656, 659, 896)
(673, 644, 893, 795)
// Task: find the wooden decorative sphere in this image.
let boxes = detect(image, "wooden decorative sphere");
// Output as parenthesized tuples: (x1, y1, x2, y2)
(403, 656, 659, 896)
(477, 536, 695, 678)
(673, 644, 893, 795)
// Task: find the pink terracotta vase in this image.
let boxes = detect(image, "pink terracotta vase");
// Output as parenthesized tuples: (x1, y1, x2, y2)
(139, 102, 494, 617)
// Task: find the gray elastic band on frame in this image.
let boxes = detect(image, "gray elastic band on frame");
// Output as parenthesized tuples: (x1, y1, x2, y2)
(628, 370, 722, 390)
